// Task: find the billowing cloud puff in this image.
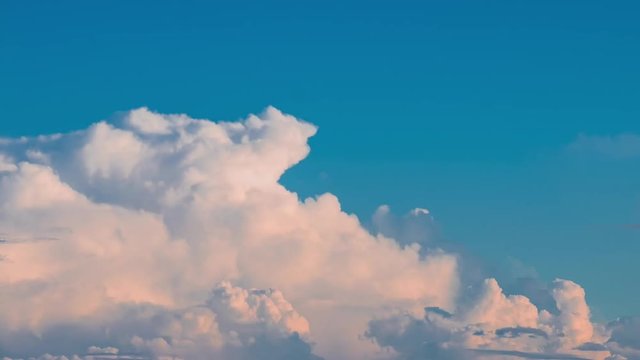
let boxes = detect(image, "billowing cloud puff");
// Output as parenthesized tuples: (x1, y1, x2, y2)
(125, 281, 317, 360)
(0, 107, 635, 359)
(0, 107, 457, 359)
(371, 205, 436, 250)
(1, 282, 316, 359)
(366, 279, 619, 360)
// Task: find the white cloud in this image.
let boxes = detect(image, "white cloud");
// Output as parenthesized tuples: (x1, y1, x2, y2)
(81, 121, 149, 179)
(567, 133, 640, 159)
(87, 346, 119, 354)
(1, 282, 317, 359)
(0, 153, 17, 172)
(463, 278, 539, 331)
(0, 107, 457, 359)
(0, 107, 635, 359)
(371, 204, 436, 251)
(126, 281, 315, 360)
(552, 279, 600, 348)
(366, 279, 617, 360)
(607, 317, 640, 360)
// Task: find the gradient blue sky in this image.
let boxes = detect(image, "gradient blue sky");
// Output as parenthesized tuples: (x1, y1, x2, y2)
(2, 0, 639, 320)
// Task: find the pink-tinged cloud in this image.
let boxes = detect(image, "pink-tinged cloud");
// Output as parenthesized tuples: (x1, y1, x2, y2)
(0, 108, 635, 359)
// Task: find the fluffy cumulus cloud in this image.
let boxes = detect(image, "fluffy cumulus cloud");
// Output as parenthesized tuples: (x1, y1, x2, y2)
(1, 281, 316, 360)
(0, 107, 635, 359)
(366, 278, 621, 360)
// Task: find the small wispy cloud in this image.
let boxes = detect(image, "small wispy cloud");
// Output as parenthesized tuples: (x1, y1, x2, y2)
(567, 133, 640, 159)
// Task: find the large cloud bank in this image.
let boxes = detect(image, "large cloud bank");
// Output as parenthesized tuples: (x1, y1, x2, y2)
(0, 107, 636, 359)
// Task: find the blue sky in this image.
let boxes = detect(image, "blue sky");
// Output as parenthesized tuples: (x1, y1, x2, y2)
(2, 0, 640, 320)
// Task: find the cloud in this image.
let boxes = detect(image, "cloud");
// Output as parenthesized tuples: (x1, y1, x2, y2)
(606, 317, 640, 360)
(0, 107, 636, 359)
(371, 205, 436, 251)
(501, 276, 559, 315)
(567, 133, 640, 159)
(123, 281, 318, 360)
(1, 282, 318, 359)
(471, 349, 592, 359)
(366, 279, 617, 360)
(0, 107, 457, 359)
(0, 153, 17, 172)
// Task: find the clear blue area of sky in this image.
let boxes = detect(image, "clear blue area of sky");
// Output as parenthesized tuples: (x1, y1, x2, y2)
(2, 0, 639, 319)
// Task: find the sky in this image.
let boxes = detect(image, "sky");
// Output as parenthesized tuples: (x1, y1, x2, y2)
(1, 1, 640, 359)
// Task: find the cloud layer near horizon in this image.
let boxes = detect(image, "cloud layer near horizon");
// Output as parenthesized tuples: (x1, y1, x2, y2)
(0, 107, 636, 359)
